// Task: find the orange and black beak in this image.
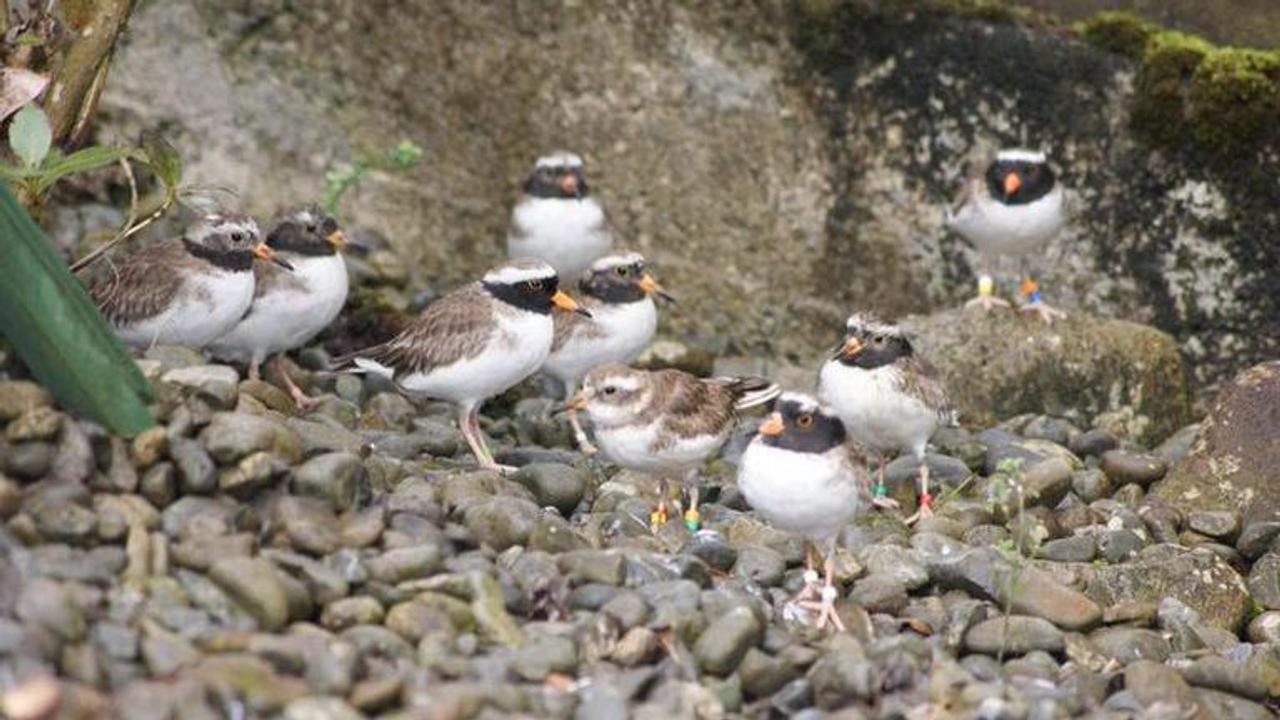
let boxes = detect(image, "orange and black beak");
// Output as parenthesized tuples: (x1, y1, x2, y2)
(552, 289, 592, 317)
(325, 229, 349, 251)
(559, 173, 581, 199)
(758, 412, 785, 437)
(553, 393, 589, 416)
(831, 335, 863, 361)
(638, 273, 676, 304)
(1003, 172, 1022, 198)
(253, 242, 294, 271)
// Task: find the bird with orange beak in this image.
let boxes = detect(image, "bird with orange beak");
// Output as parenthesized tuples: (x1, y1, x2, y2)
(817, 313, 955, 522)
(210, 205, 362, 407)
(944, 148, 1068, 322)
(738, 393, 866, 631)
(334, 259, 589, 473)
(507, 152, 616, 282)
(85, 213, 292, 351)
(542, 252, 675, 454)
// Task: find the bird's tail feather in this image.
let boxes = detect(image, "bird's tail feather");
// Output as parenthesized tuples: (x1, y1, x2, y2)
(721, 376, 782, 411)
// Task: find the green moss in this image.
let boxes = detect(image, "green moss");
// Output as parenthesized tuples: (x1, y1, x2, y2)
(1131, 31, 1214, 147)
(1077, 11, 1156, 60)
(1188, 48, 1280, 156)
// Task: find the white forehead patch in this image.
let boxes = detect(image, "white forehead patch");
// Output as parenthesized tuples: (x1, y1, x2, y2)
(996, 148, 1048, 164)
(289, 207, 319, 226)
(534, 151, 584, 170)
(600, 373, 643, 392)
(776, 391, 820, 413)
(590, 252, 646, 272)
(484, 259, 557, 285)
(845, 312, 897, 336)
(200, 215, 259, 239)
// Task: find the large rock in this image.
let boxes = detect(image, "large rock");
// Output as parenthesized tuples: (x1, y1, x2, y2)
(902, 309, 1189, 444)
(1152, 362, 1280, 524)
(90, 1, 1280, 384)
(1079, 546, 1250, 633)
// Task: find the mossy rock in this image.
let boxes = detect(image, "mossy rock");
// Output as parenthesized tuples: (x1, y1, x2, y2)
(1132, 31, 1214, 147)
(1077, 11, 1157, 60)
(901, 308, 1190, 446)
(1187, 48, 1280, 157)
(1151, 361, 1280, 525)
(1079, 548, 1250, 633)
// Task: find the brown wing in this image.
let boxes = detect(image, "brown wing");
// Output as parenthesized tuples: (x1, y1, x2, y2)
(896, 356, 956, 424)
(339, 283, 493, 376)
(647, 371, 737, 451)
(551, 294, 606, 352)
(85, 240, 189, 327)
(252, 257, 305, 299)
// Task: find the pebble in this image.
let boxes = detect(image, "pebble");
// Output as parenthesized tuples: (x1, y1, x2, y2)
(0, 380, 52, 420)
(6, 407, 62, 442)
(463, 496, 540, 551)
(291, 452, 363, 511)
(733, 544, 786, 587)
(1098, 450, 1167, 487)
(1066, 429, 1118, 458)
(963, 616, 1065, 655)
(208, 557, 290, 631)
(694, 606, 762, 676)
(511, 463, 588, 515)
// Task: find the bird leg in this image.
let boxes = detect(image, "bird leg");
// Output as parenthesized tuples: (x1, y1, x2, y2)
(248, 357, 262, 382)
(460, 405, 515, 474)
(964, 273, 1011, 311)
(796, 542, 846, 632)
(567, 409, 599, 456)
(906, 457, 934, 525)
(683, 469, 701, 531)
(871, 451, 899, 510)
(650, 476, 671, 528)
(1017, 276, 1066, 323)
(273, 355, 323, 410)
(783, 542, 824, 624)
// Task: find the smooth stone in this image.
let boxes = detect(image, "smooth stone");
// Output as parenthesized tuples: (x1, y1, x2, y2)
(858, 545, 928, 591)
(1153, 423, 1199, 467)
(1180, 655, 1267, 701)
(601, 591, 650, 630)
(463, 496, 540, 551)
(558, 550, 627, 586)
(321, 597, 385, 631)
(738, 648, 799, 700)
(1018, 457, 1074, 509)
(681, 532, 739, 572)
(207, 557, 290, 631)
(201, 412, 302, 465)
(511, 463, 588, 516)
(1096, 528, 1144, 563)
(963, 616, 1065, 655)
(16, 578, 86, 641)
(733, 544, 785, 588)
(694, 606, 762, 676)
(1187, 510, 1240, 542)
(31, 500, 95, 544)
(928, 547, 1102, 630)
(278, 496, 342, 556)
(1089, 627, 1170, 664)
(808, 636, 877, 710)
(1100, 450, 1167, 488)
(1237, 521, 1280, 560)
(5, 442, 53, 479)
(512, 633, 577, 681)
(282, 697, 363, 720)
(1036, 535, 1097, 563)
(219, 450, 287, 496)
(1067, 429, 1118, 459)
(0, 381, 51, 420)
(848, 573, 907, 615)
(168, 437, 216, 495)
(162, 365, 240, 409)
(610, 626, 658, 667)
(1022, 416, 1079, 446)
(1247, 611, 1280, 643)
(1070, 468, 1111, 504)
(6, 407, 62, 442)
(291, 452, 363, 511)
(1124, 660, 1199, 710)
(286, 417, 364, 457)
(1246, 552, 1280, 610)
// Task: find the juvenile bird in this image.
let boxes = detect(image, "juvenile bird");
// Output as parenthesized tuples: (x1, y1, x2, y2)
(738, 393, 865, 631)
(506, 152, 614, 281)
(542, 252, 673, 453)
(817, 313, 954, 521)
(209, 206, 357, 407)
(334, 259, 587, 473)
(86, 214, 288, 350)
(564, 363, 779, 530)
(945, 148, 1067, 322)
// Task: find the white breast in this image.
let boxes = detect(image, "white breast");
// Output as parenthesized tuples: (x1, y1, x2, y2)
(946, 186, 1066, 257)
(738, 442, 860, 543)
(507, 197, 613, 281)
(209, 253, 349, 363)
(594, 418, 727, 474)
(397, 309, 553, 406)
(817, 360, 939, 457)
(115, 268, 255, 350)
(542, 299, 657, 387)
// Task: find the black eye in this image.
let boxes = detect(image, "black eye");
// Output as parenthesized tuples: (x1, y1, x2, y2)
(616, 266, 628, 277)
(602, 386, 617, 396)
(873, 336, 885, 345)
(523, 280, 544, 293)
(305, 223, 317, 233)
(796, 413, 814, 428)
(231, 232, 245, 243)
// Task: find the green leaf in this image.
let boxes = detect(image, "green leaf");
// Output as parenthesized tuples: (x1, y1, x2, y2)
(0, 184, 153, 435)
(9, 104, 52, 168)
(33, 145, 137, 195)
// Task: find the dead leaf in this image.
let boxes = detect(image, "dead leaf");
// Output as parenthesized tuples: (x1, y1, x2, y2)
(0, 68, 50, 121)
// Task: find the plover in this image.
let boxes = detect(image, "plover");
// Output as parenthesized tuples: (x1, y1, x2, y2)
(334, 259, 587, 473)
(209, 206, 359, 407)
(542, 251, 673, 453)
(506, 152, 614, 282)
(945, 148, 1067, 322)
(817, 313, 954, 521)
(563, 363, 779, 530)
(738, 393, 865, 631)
(86, 214, 287, 350)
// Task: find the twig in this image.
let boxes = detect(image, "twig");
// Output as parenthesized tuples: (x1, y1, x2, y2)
(69, 157, 174, 274)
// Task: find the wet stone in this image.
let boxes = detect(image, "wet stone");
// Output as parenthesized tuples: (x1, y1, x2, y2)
(1187, 510, 1240, 542)
(963, 616, 1065, 656)
(733, 544, 786, 587)
(291, 452, 363, 511)
(1067, 429, 1119, 459)
(1099, 450, 1167, 488)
